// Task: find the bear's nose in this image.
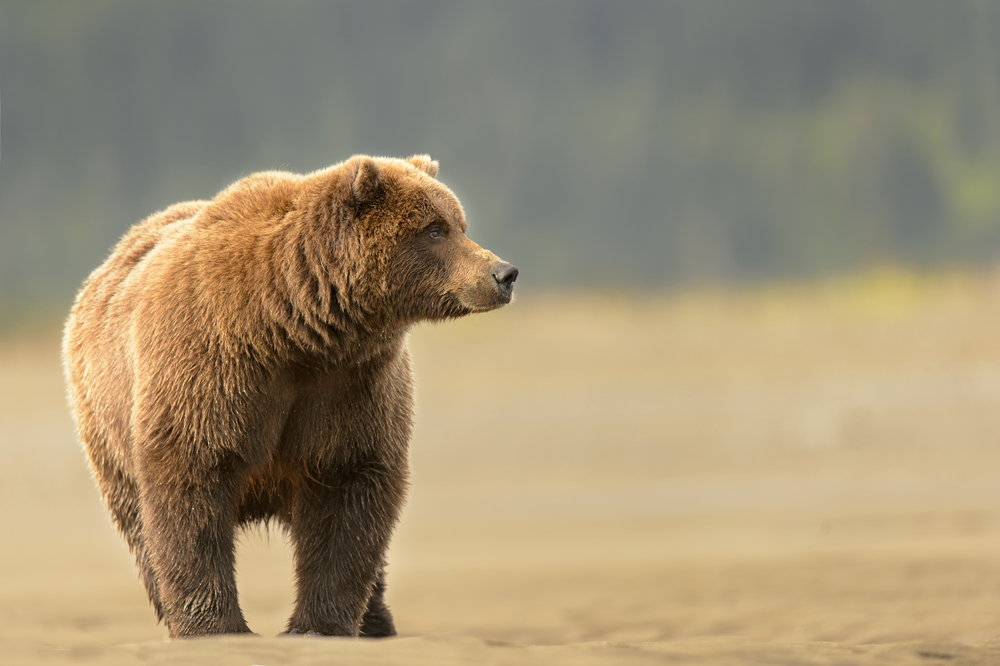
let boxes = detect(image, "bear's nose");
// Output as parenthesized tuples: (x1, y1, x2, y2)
(493, 263, 518, 297)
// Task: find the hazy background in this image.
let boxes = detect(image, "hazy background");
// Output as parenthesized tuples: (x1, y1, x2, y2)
(5, 0, 1000, 327)
(3, 4, 1000, 664)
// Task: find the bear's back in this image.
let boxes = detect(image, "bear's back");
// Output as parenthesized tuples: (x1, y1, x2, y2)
(66, 199, 208, 341)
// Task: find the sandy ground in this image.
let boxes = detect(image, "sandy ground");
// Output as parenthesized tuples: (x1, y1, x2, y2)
(1, 273, 999, 664)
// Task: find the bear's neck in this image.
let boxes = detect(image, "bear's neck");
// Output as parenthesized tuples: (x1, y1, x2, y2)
(253, 201, 405, 367)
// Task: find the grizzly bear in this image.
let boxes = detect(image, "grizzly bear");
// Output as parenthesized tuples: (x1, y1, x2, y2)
(61, 155, 517, 638)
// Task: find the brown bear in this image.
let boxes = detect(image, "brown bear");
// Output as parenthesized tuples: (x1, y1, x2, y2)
(61, 154, 517, 638)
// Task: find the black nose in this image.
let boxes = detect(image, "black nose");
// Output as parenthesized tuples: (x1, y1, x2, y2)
(493, 263, 518, 297)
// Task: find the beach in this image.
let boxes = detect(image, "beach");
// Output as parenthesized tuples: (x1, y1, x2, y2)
(2, 274, 998, 664)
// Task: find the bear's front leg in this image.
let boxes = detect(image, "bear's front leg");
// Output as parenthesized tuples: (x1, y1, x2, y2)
(136, 449, 251, 637)
(286, 462, 406, 636)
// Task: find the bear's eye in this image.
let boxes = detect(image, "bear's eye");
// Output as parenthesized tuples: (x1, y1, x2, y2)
(427, 225, 444, 240)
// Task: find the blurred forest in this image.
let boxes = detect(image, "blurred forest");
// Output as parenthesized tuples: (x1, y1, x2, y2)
(4, 0, 1000, 328)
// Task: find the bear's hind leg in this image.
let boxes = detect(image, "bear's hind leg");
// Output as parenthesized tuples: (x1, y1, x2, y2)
(136, 450, 252, 637)
(89, 450, 164, 620)
(359, 566, 396, 638)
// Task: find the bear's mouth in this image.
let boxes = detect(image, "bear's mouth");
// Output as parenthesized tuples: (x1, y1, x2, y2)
(453, 288, 512, 314)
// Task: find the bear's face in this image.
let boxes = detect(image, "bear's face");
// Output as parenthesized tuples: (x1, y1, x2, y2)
(347, 155, 518, 322)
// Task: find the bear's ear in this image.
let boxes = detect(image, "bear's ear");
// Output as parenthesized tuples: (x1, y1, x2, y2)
(352, 158, 384, 207)
(408, 154, 439, 178)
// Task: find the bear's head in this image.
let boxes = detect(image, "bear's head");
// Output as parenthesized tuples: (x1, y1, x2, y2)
(328, 154, 517, 323)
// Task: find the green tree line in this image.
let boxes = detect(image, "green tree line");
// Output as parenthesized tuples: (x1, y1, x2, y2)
(3, 1, 1000, 326)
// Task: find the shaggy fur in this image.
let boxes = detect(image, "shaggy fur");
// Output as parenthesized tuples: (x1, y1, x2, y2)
(62, 155, 517, 638)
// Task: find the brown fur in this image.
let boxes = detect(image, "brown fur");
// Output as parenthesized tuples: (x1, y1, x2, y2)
(62, 155, 517, 638)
